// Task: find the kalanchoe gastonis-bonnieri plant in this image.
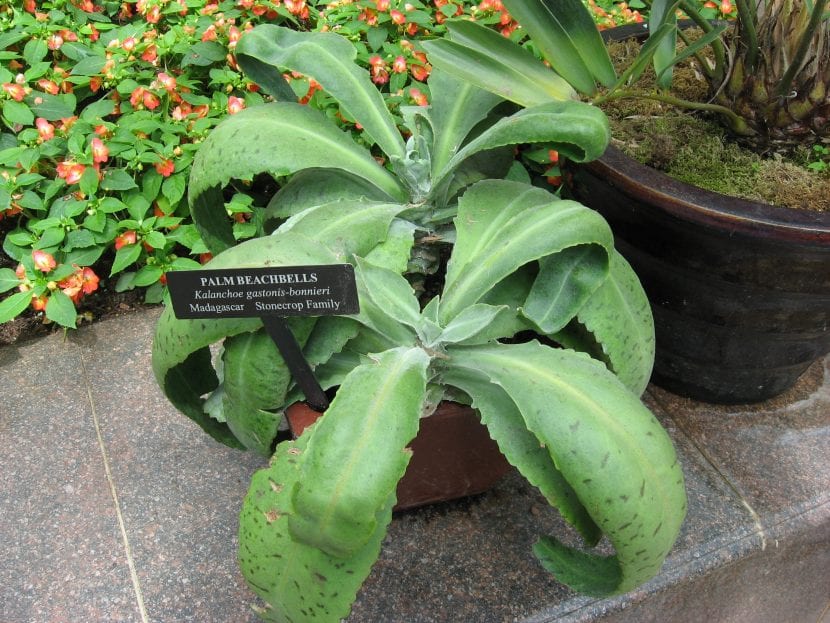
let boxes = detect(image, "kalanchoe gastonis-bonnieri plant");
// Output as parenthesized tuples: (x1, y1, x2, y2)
(153, 25, 687, 622)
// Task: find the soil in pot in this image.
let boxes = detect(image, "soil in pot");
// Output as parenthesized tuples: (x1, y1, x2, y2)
(600, 30, 830, 214)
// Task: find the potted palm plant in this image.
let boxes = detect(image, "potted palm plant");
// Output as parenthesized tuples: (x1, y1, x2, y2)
(152, 25, 687, 622)
(423, 0, 830, 403)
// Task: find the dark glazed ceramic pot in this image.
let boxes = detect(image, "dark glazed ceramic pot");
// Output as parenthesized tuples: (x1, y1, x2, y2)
(569, 117, 830, 404)
(286, 401, 511, 510)
(565, 22, 830, 403)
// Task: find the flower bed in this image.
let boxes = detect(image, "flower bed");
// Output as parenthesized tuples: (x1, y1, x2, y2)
(0, 0, 648, 328)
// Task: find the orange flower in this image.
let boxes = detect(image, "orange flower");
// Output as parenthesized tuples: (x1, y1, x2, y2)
(227, 96, 245, 115)
(115, 230, 137, 250)
(47, 34, 64, 50)
(80, 267, 99, 295)
(392, 56, 407, 74)
(409, 88, 428, 107)
(720, 0, 733, 13)
(390, 9, 405, 24)
(57, 161, 86, 185)
(155, 158, 175, 177)
(146, 5, 161, 22)
(37, 78, 60, 95)
(142, 44, 159, 62)
(59, 266, 100, 303)
(91, 137, 109, 164)
(58, 272, 83, 303)
(32, 250, 57, 273)
(31, 294, 48, 312)
(155, 72, 177, 92)
(36, 118, 55, 141)
(284, 0, 308, 17)
(2, 83, 26, 102)
(143, 90, 160, 110)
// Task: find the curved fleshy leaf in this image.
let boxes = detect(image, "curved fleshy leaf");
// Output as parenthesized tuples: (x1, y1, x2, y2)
(426, 67, 514, 176)
(502, 0, 617, 94)
(188, 103, 406, 254)
(276, 200, 408, 263)
(448, 341, 686, 597)
(434, 303, 516, 346)
(649, 0, 680, 90)
(562, 250, 655, 396)
(263, 168, 397, 228)
(346, 258, 420, 346)
(239, 431, 395, 622)
(289, 346, 430, 557)
(362, 219, 417, 275)
(432, 101, 610, 190)
(220, 318, 315, 454)
(440, 180, 613, 323)
(422, 20, 577, 108)
(441, 364, 602, 544)
(235, 25, 405, 160)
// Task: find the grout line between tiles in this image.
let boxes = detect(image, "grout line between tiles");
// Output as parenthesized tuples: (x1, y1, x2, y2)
(80, 353, 150, 623)
(650, 390, 769, 551)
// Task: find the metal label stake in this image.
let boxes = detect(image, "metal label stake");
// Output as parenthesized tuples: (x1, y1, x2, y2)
(261, 316, 330, 412)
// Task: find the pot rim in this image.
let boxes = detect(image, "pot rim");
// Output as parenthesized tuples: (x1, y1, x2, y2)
(585, 146, 830, 243)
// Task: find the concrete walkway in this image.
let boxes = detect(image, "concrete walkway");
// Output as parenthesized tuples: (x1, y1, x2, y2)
(2, 308, 828, 623)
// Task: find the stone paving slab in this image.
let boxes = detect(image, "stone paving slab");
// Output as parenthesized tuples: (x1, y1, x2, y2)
(1, 308, 827, 623)
(1, 333, 139, 622)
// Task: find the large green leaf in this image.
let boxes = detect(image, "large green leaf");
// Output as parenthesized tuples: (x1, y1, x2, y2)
(151, 233, 341, 446)
(563, 251, 655, 396)
(440, 180, 613, 323)
(433, 101, 610, 188)
(235, 25, 405, 160)
(0, 290, 35, 324)
(426, 66, 521, 177)
(239, 432, 394, 622)
(422, 20, 577, 108)
(449, 341, 686, 596)
(441, 364, 602, 544)
(349, 258, 420, 346)
(220, 319, 314, 454)
(289, 346, 430, 557)
(278, 200, 407, 263)
(188, 103, 406, 253)
(263, 168, 397, 227)
(522, 244, 610, 334)
(502, 0, 617, 94)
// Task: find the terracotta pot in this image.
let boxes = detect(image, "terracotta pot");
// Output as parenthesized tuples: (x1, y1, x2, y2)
(285, 401, 511, 510)
(567, 25, 830, 403)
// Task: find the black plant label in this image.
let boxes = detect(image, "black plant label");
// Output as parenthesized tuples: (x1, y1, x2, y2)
(166, 264, 359, 319)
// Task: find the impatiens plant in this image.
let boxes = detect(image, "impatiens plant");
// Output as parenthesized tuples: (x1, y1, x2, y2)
(0, 248, 100, 327)
(152, 24, 687, 621)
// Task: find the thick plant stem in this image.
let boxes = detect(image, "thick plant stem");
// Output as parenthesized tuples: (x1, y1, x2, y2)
(777, 0, 829, 97)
